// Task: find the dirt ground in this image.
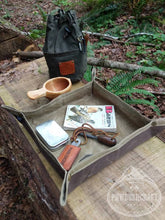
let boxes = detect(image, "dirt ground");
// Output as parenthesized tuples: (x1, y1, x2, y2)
(0, 0, 55, 32)
(0, 1, 165, 219)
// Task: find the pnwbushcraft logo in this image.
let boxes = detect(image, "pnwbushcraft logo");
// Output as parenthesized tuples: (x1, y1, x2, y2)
(107, 166, 161, 217)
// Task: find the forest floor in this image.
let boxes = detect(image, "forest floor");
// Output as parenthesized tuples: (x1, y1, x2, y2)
(0, 0, 165, 219)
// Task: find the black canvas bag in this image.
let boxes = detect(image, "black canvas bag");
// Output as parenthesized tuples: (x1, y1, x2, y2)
(43, 9, 87, 83)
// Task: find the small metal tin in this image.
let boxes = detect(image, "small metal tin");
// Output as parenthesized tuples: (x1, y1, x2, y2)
(36, 120, 69, 151)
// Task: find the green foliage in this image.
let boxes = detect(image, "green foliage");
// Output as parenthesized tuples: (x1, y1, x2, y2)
(87, 41, 95, 57)
(81, 0, 116, 10)
(2, 9, 11, 19)
(29, 28, 45, 39)
(135, 45, 147, 55)
(92, 40, 110, 50)
(116, 88, 156, 98)
(153, 33, 165, 48)
(126, 98, 160, 114)
(106, 70, 160, 115)
(35, 4, 47, 22)
(82, 3, 120, 31)
(124, 30, 165, 68)
(83, 42, 95, 81)
(53, 0, 72, 8)
(122, 0, 164, 20)
(127, 0, 148, 19)
(84, 65, 93, 81)
(153, 50, 165, 62)
(28, 4, 47, 39)
(139, 59, 153, 66)
(106, 71, 137, 92)
(80, 0, 164, 24)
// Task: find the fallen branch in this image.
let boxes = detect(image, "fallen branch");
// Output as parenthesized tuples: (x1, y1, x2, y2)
(83, 30, 155, 47)
(13, 51, 165, 78)
(119, 32, 154, 40)
(83, 30, 118, 40)
(87, 57, 165, 78)
(13, 51, 43, 59)
(149, 90, 165, 95)
(83, 30, 154, 40)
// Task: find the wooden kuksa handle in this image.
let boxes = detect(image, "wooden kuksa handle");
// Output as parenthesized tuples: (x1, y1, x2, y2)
(27, 88, 46, 100)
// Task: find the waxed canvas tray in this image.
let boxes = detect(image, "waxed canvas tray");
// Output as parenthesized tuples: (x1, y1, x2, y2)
(3, 80, 165, 206)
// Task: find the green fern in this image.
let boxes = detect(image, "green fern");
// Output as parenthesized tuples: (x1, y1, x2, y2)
(35, 4, 47, 22)
(106, 71, 137, 92)
(126, 98, 160, 115)
(124, 78, 158, 90)
(106, 70, 160, 115)
(115, 88, 156, 99)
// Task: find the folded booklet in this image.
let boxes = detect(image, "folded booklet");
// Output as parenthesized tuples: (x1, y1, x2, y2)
(63, 105, 117, 132)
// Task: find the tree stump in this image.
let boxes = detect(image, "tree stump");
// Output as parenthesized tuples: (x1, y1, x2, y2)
(0, 102, 76, 220)
(0, 18, 34, 60)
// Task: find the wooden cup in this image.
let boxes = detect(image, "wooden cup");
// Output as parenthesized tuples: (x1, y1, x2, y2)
(27, 77, 72, 100)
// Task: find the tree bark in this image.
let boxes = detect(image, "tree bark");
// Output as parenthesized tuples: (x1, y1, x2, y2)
(87, 57, 165, 78)
(13, 51, 44, 59)
(0, 18, 35, 60)
(83, 30, 154, 40)
(0, 101, 76, 220)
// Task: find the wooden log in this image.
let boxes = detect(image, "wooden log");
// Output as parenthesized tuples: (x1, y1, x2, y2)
(13, 51, 44, 59)
(0, 18, 35, 60)
(87, 57, 165, 78)
(0, 101, 76, 220)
